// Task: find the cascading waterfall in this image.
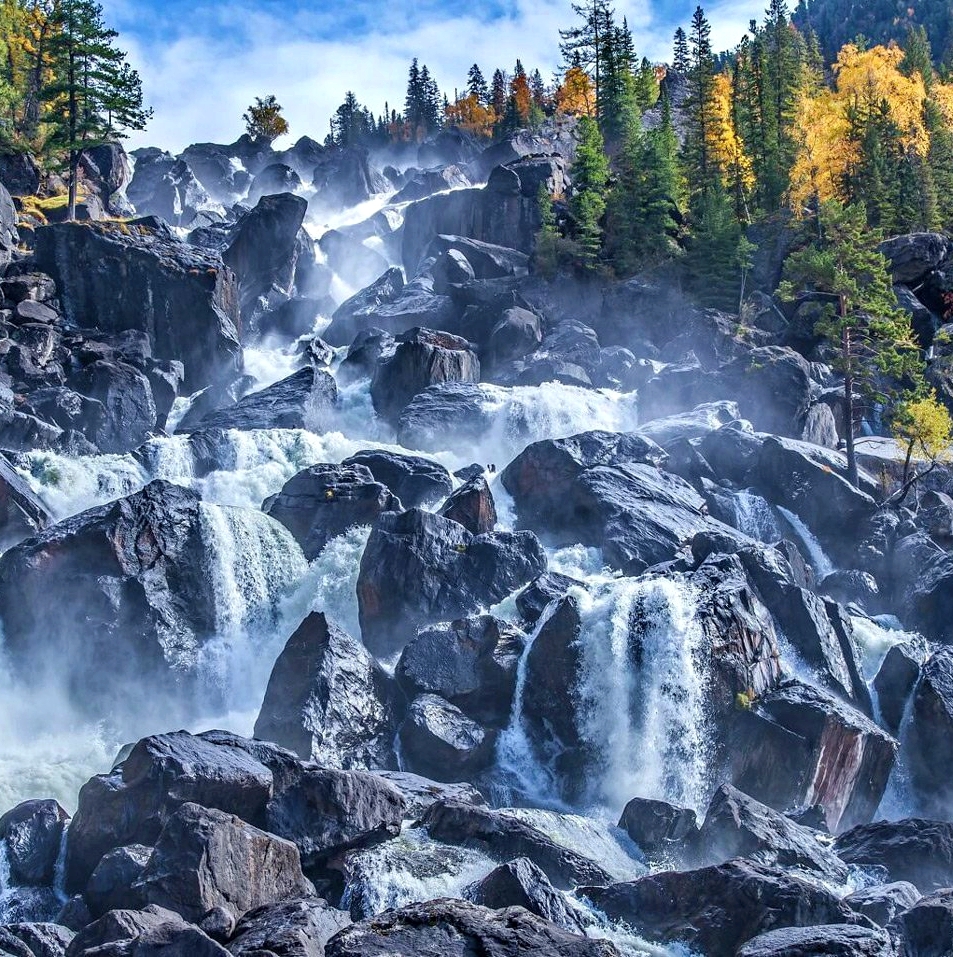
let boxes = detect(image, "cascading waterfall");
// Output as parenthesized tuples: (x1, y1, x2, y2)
(777, 505, 836, 579)
(573, 577, 712, 816)
(731, 489, 783, 543)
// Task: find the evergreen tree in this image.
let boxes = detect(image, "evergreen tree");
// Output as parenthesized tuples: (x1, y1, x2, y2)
(42, 0, 150, 219)
(559, 0, 615, 103)
(682, 5, 716, 199)
(778, 201, 923, 486)
(404, 59, 441, 140)
(490, 68, 508, 128)
(568, 115, 609, 269)
(530, 68, 548, 109)
(673, 26, 689, 72)
(467, 63, 489, 105)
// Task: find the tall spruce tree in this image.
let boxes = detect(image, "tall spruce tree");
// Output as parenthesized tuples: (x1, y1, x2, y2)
(560, 0, 615, 104)
(673, 27, 689, 72)
(467, 63, 489, 105)
(569, 115, 610, 269)
(682, 6, 716, 200)
(778, 201, 923, 486)
(42, 0, 150, 219)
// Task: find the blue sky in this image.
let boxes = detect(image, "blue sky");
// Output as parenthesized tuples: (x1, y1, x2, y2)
(100, 0, 767, 152)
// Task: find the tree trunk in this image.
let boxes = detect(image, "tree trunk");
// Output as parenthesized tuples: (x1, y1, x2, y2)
(67, 150, 77, 221)
(842, 317, 858, 488)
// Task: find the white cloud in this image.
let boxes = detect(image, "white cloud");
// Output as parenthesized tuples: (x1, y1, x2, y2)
(102, 0, 764, 154)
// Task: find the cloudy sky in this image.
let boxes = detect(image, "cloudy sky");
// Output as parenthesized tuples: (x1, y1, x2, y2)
(99, 0, 766, 153)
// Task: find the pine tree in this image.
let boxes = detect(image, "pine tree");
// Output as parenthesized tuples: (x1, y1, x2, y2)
(42, 0, 151, 219)
(490, 68, 508, 130)
(568, 115, 609, 269)
(778, 201, 923, 486)
(682, 5, 716, 200)
(673, 27, 689, 72)
(559, 0, 615, 104)
(467, 63, 489, 105)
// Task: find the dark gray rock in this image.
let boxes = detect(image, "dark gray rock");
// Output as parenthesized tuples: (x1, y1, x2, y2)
(63, 905, 186, 957)
(879, 233, 950, 285)
(438, 476, 496, 534)
(71, 359, 157, 453)
(844, 882, 921, 927)
(907, 648, 953, 817)
(254, 612, 397, 769)
(888, 888, 953, 957)
(34, 221, 241, 391)
(356, 508, 545, 659)
(874, 643, 921, 737)
(736, 924, 896, 957)
(398, 694, 495, 781)
(227, 898, 351, 957)
(0, 801, 69, 887)
(264, 464, 399, 560)
(264, 766, 405, 868)
(323, 269, 404, 348)
(341, 449, 452, 509)
(617, 798, 697, 854)
(84, 844, 153, 917)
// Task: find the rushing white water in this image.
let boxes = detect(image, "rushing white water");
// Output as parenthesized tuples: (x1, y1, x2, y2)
(341, 824, 497, 917)
(731, 489, 782, 543)
(777, 505, 836, 579)
(573, 577, 712, 815)
(850, 616, 922, 682)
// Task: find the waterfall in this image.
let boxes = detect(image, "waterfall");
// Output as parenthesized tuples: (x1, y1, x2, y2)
(573, 577, 712, 815)
(777, 505, 836, 579)
(732, 489, 782, 543)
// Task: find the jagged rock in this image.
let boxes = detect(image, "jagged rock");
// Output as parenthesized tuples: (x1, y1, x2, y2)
(324, 898, 616, 957)
(254, 613, 397, 769)
(248, 163, 302, 204)
(515, 572, 583, 625)
(888, 889, 953, 957)
(396, 615, 522, 726)
(256, 297, 329, 342)
(464, 857, 585, 932)
(692, 784, 848, 879)
(844, 882, 921, 927)
(223, 193, 308, 322)
(311, 146, 387, 212)
(420, 800, 611, 890)
(227, 898, 351, 957)
(399, 694, 495, 781)
(137, 802, 313, 923)
(0, 923, 73, 957)
(183, 366, 336, 432)
(264, 766, 405, 868)
(0, 454, 52, 550)
(373, 772, 486, 819)
(370, 327, 480, 423)
(736, 924, 896, 957)
(0, 482, 305, 722)
(896, 546, 953, 642)
(34, 221, 241, 390)
(396, 382, 492, 452)
(438, 476, 497, 534)
(127, 149, 211, 226)
(834, 819, 953, 891)
(0, 152, 41, 196)
(95, 921, 231, 956)
(84, 845, 153, 917)
(264, 464, 399, 560)
(341, 449, 452, 508)
(64, 730, 297, 892)
(730, 680, 896, 834)
(617, 798, 697, 854)
(70, 359, 157, 453)
(873, 643, 921, 737)
(485, 306, 542, 367)
(323, 269, 405, 347)
(356, 508, 546, 659)
(580, 859, 857, 957)
(63, 906, 186, 956)
(906, 648, 953, 817)
(0, 801, 69, 887)
(879, 233, 950, 285)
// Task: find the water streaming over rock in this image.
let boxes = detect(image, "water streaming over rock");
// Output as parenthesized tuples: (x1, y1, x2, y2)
(777, 505, 836, 579)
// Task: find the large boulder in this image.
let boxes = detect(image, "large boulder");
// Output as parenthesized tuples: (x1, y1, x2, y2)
(878, 233, 951, 285)
(844, 882, 921, 927)
(248, 163, 303, 204)
(906, 647, 953, 817)
(580, 859, 857, 957)
(311, 146, 387, 213)
(181, 366, 337, 433)
(64, 730, 294, 891)
(34, 220, 241, 390)
(70, 359, 157, 453)
(322, 269, 404, 348)
(356, 508, 546, 659)
(223, 193, 309, 323)
(227, 898, 351, 957)
(617, 798, 698, 854)
(62, 905, 188, 956)
(0, 181, 17, 264)
(736, 924, 896, 957)
(127, 149, 211, 226)
(396, 615, 523, 726)
(84, 844, 153, 917)
(264, 464, 399, 560)
(730, 680, 897, 834)
(254, 613, 398, 769)
(692, 784, 848, 879)
(419, 800, 611, 890)
(889, 889, 953, 957)
(396, 382, 492, 453)
(324, 899, 616, 957)
(438, 476, 497, 535)
(370, 327, 480, 423)
(0, 454, 52, 549)
(0, 482, 306, 719)
(318, 230, 388, 292)
(264, 766, 405, 868)
(0, 151, 41, 196)
(0, 924, 74, 957)
(340, 449, 452, 508)
(0, 800, 69, 887)
(834, 819, 953, 892)
(137, 802, 314, 923)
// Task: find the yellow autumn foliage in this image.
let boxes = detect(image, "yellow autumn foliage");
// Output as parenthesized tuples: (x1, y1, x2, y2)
(788, 43, 930, 214)
(555, 66, 595, 118)
(707, 72, 755, 200)
(444, 94, 496, 139)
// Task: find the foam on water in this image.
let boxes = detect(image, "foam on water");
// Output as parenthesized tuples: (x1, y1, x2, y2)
(341, 824, 496, 917)
(850, 615, 922, 682)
